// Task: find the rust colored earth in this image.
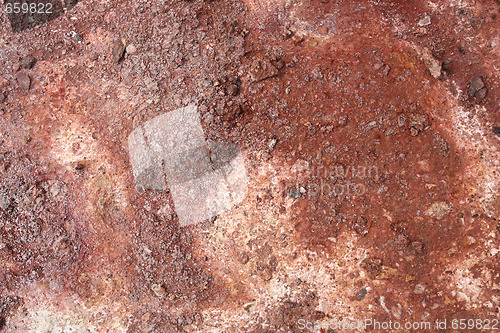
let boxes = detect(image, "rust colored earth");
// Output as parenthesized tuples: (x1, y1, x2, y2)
(0, 0, 498, 332)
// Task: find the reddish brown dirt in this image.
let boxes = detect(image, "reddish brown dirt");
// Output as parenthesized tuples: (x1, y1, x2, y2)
(0, 0, 498, 332)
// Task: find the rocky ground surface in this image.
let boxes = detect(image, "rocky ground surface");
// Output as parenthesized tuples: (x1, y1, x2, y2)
(0, 0, 498, 332)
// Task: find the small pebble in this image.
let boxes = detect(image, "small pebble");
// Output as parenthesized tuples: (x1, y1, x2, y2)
(288, 188, 301, 199)
(418, 16, 431, 26)
(0, 195, 11, 210)
(414, 284, 426, 294)
(357, 288, 368, 299)
(258, 266, 273, 281)
(126, 44, 137, 55)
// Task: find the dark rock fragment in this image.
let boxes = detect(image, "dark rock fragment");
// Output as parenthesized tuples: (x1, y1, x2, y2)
(16, 73, 31, 92)
(111, 39, 126, 63)
(257, 264, 273, 281)
(65, 0, 79, 9)
(474, 87, 487, 102)
(468, 76, 488, 103)
(352, 216, 369, 236)
(408, 113, 429, 136)
(357, 288, 367, 299)
(288, 188, 301, 199)
(432, 133, 450, 157)
(249, 60, 278, 82)
(226, 83, 239, 96)
(468, 76, 484, 96)
(19, 56, 36, 69)
(361, 257, 383, 278)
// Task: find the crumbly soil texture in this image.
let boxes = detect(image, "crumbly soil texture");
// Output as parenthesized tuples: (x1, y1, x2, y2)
(0, 0, 499, 332)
